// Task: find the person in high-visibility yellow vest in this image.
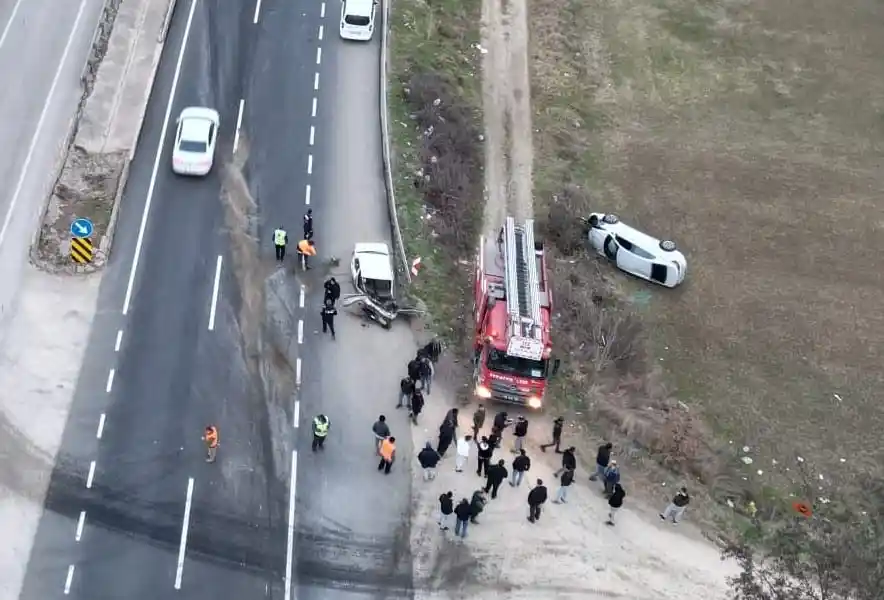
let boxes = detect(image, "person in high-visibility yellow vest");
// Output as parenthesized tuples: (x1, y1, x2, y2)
(298, 239, 317, 270)
(273, 226, 288, 262)
(312, 414, 330, 451)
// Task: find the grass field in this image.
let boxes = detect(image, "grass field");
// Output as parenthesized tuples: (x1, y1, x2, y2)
(529, 0, 884, 511)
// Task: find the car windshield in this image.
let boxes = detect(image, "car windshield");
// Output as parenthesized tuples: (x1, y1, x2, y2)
(486, 348, 546, 379)
(362, 277, 392, 299)
(179, 139, 207, 153)
(344, 14, 370, 25)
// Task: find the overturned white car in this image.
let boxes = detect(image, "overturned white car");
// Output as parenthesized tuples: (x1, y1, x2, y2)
(583, 213, 687, 288)
(351, 243, 395, 300)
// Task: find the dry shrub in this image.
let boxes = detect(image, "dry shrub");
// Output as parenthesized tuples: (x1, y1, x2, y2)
(538, 184, 592, 256)
(403, 73, 482, 253)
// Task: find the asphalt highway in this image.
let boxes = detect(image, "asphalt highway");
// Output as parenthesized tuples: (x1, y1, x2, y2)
(19, 0, 417, 598)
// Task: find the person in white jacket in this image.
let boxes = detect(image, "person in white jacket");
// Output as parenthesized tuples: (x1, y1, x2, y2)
(455, 435, 473, 472)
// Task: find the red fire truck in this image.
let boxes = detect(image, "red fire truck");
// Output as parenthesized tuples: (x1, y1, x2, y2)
(473, 217, 559, 409)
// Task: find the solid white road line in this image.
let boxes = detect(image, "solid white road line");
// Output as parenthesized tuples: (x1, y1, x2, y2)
(253, 0, 263, 23)
(307, 155, 313, 175)
(96, 413, 106, 439)
(312, 97, 317, 118)
(316, 47, 322, 65)
(0, 0, 88, 251)
(295, 358, 302, 386)
(321, 2, 326, 18)
(305, 183, 311, 205)
(284, 450, 298, 600)
(114, 329, 123, 352)
(0, 0, 27, 50)
(318, 25, 324, 41)
(122, 0, 200, 316)
(293, 400, 300, 427)
(63, 565, 75, 594)
(86, 461, 96, 489)
(233, 99, 245, 155)
(299, 285, 305, 308)
(75, 511, 86, 541)
(297, 320, 304, 344)
(174, 477, 195, 590)
(309, 126, 315, 146)
(314, 72, 320, 90)
(208, 255, 223, 330)
(105, 369, 115, 393)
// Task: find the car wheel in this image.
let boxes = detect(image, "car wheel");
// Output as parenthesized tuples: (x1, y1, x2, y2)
(660, 240, 677, 252)
(602, 214, 619, 225)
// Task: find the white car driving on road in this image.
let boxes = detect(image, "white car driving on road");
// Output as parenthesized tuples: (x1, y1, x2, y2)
(339, 0, 377, 41)
(172, 107, 220, 176)
(351, 242, 395, 300)
(584, 213, 687, 288)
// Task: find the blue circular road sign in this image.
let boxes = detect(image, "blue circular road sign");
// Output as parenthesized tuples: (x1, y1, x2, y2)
(70, 218, 94, 239)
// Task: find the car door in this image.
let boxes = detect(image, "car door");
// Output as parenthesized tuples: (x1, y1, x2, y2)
(603, 235, 619, 261)
(614, 235, 652, 279)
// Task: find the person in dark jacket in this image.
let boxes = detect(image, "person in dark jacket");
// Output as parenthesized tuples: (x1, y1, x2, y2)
(420, 339, 442, 363)
(540, 416, 565, 453)
(527, 479, 548, 523)
(438, 491, 454, 530)
(407, 358, 421, 382)
(603, 460, 621, 496)
(418, 441, 440, 481)
(554, 447, 577, 477)
(484, 459, 508, 499)
(454, 498, 471, 538)
(469, 490, 487, 524)
(437, 421, 455, 457)
(398, 377, 415, 409)
(472, 404, 486, 438)
(589, 442, 613, 481)
(660, 487, 690, 524)
(443, 408, 459, 432)
(323, 277, 341, 306)
(417, 353, 434, 395)
(320, 300, 337, 339)
(553, 467, 575, 503)
(606, 483, 626, 525)
(476, 436, 494, 477)
(512, 416, 528, 453)
(491, 411, 511, 448)
(510, 449, 531, 487)
(410, 389, 425, 425)
(372, 415, 391, 454)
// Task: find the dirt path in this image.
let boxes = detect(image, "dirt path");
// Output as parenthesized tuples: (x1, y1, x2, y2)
(480, 0, 535, 231)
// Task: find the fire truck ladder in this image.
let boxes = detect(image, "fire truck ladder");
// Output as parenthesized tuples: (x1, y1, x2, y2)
(503, 217, 543, 340)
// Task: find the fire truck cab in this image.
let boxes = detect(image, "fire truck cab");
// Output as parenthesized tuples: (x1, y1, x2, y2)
(473, 217, 559, 409)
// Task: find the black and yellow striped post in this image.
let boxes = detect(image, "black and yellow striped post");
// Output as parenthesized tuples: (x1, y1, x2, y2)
(71, 237, 94, 264)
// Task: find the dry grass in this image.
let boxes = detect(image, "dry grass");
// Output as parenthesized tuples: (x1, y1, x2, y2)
(530, 0, 884, 522)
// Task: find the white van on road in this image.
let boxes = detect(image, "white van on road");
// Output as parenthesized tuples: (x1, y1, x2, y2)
(340, 0, 377, 41)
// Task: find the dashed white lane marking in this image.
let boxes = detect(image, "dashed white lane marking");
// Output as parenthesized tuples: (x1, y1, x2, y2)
(233, 99, 245, 155)
(297, 320, 304, 344)
(316, 47, 322, 65)
(295, 358, 302, 386)
(75, 511, 86, 541)
(305, 184, 311, 205)
(293, 400, 300, 427)
(299, 285, 305, 308)
(208, 255, 223, 331)
(122, 0, 199, 316)
(320, 1, 326, 18)
(64, 565, 75, 595)
(314, 72, 320, 90)
(284, 450, 298, 600)
(174, 477, 195, 590)
(0, 0, 88, 252)
(0, 0, 27, 52)
(311, 97, 317, 117)
(309, 126, 315, 146)
(114, 330, 123, 352)
(96, 413, 106, 439)
(105, 369, 115, 393)
(307, 155, 313, 175)
(318, 25, 324, 41)
(253, 0, 263, 23)
(86, 461, 96, 489)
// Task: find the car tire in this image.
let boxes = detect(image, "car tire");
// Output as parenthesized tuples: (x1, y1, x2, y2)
(602, 214, 619, 225)
(660, 240, 677, 252)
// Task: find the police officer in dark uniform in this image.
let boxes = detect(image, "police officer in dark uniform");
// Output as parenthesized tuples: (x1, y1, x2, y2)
(303, 209, 314, 240)
(321, 299, 337, 339)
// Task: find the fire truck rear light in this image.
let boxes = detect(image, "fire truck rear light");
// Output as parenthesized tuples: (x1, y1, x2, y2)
(527, 396, 542, 409)
(475, 385, 492, 399)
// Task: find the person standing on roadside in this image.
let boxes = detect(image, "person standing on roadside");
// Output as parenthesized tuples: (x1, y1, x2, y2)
(202, 425, 219, 463)
(589, 442, 613, 482)
(377, 436, 396, 474)
(454, 498, 471, 538)
(438, 491, 454, 530)
(437, 419, 455, 457)
(606, 483, 626, 526)
(484, 459, 508, 499)
(540, 416, 565, 453)
(472, 404, 486, 438)
(469, 489, 486, 524)
(320, 300, 337, 339)
(660, 487, 690, 524)
(510, 448, 530, 487)
(553, 467, 575, 504)
(527, 479, 548, 523)
(554, 446, 577, 477)
(407, 356, 421, 383)
(397, 376, 415, 409)
(273, 226, 288, 262)
(312, 414, 330, 451)
(443, 408, 459, 433)
(603, 460, 621, 497)
(418, 441, 441, 481)
(409, 387, 425, 425)
(371, 415, 390, 454)
(491, 411, 511, 448)
(417, 351, 434, 395)
(476, 436, 494, 477)
(512, 416, 528, 453)
(303, 209, 314, 239)
(455, 434, 472, 472)
(297, 238, 317, 270)
(323, 276, 341, 306)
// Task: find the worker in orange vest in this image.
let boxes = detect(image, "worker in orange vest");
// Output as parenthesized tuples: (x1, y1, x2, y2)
(297, 239, 317, 270)
(377, 436, 396, 475)
(202, 425, 219, 463)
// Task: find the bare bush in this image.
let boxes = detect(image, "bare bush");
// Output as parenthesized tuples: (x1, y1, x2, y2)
(538, 184, 591, 256)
